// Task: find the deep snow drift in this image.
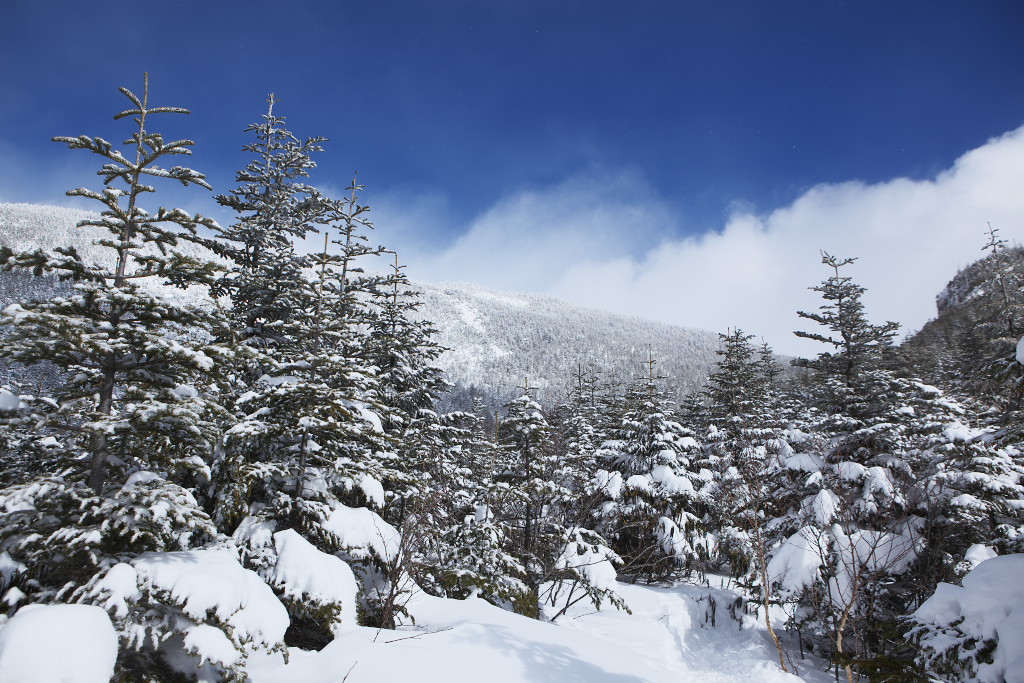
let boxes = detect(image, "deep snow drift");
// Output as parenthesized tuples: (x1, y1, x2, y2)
(245, 579, 824, 683)
(0, 574, 838, 683)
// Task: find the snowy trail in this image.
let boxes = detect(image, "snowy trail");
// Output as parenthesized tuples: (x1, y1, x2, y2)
(248, 580, 810, 682)
(560, 581, 806, 682)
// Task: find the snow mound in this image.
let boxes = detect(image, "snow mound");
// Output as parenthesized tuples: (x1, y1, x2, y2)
(912, 554, 1024, 683)
(556, 528, 620, 591)
(91, 547, 290, 666)
(0, 603, 117, 683)
(0, 389, 24, 412)
(323, 503, 400, 561)
(134, 549, 289, 648)
(271, 529, 359, 634)
(768, 527, 825, 599)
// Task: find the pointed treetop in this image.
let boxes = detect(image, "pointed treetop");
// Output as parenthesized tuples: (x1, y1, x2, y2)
(983, 222, 1007, 256)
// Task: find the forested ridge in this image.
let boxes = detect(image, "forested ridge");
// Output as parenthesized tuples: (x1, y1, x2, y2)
(0, 77, 1022, 682)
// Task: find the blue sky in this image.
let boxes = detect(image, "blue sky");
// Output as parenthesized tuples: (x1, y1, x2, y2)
(3, 1, 1024, 353)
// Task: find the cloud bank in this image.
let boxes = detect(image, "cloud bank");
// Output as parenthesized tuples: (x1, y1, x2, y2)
(376, 127, 1024, 356)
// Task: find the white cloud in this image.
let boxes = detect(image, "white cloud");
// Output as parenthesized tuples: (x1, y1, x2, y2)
(377, 126, 1024, 356)
(374, 168, 675, 290)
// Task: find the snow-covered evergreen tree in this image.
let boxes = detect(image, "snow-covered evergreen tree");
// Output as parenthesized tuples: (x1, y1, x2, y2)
(0, 77, 237, 679)
(209, 103, 388, 534)
(772, 254, 984, 680)
(0, 74, 228, 495)
(489, 383, 625, 617)
(970, 226, 1024, 419)
(595, 355, 702, 580)
(363, 252, 451, 526)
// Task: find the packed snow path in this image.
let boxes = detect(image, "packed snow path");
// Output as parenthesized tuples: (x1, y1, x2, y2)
(248, 580, 820, 682)
(558, 582, 818, 682)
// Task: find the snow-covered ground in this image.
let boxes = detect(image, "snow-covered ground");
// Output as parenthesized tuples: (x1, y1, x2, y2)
(247, 580, 831, 683)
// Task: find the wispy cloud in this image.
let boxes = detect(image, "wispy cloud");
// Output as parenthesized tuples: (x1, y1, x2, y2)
(377, 126, 1024, 356)
(374, 168, 675, 289)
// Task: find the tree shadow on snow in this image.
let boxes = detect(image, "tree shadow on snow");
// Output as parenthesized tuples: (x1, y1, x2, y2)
(448, 624, 651, 683)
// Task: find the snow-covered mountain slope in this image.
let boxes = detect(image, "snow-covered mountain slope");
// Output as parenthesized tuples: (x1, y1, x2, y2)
(934, 245, 1024, 315)
(0, 202, 221, 311)
(416, 281, 721, 406)
(0, 202, 722, 405)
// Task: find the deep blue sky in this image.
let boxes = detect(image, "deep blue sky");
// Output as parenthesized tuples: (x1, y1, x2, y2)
(3, 0, 1022, 237)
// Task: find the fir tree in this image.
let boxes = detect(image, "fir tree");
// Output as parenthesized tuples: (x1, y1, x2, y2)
(210, 104, 389, 536)
(0, 74, 227, 494)
(794, 252, 900, 421)
(0, 79, 229, 676)
(973, 225, 1024, 417)
(364, 252, 451, 525)
(489, 381, 626, 617)
(702, 329, 790, 669)
(596, 353, 701, 579)
(780, 254, 978, 681)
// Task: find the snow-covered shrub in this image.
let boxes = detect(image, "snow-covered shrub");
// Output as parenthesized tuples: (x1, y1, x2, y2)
(909, 554, 1024, 683)
(83, 547, 288, 681)
(233, 512, 361, 649)
(925, 436, 1024, 559)
(418, 509, 532, 613)
(0, 473, 216, 608)
(233, 492, 405, 633)
(542, 526, 628, 621)
(595, 379, 703, 579)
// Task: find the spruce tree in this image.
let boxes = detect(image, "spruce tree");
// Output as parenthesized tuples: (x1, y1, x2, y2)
(702, 329, 790, 669)
(781, 253, 979, 680)
(493, 381, 624, 617)
(972, 225, 1024, 417)
(363, 252, 451, 525)
(794, 252, 900, 421)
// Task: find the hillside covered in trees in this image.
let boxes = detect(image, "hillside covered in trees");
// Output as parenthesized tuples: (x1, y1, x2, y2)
(0, 78, 1022, 682)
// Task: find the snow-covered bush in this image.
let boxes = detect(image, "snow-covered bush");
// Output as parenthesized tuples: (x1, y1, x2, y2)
(233, 507, 363, 648)
(542, 526, 628, 621)
(0, 473, 216, 608)
(232, 492, 406, 634)
(83, 547, 288, 681)
(417, 507, 530, 608)
(909, 554, 1024, 682)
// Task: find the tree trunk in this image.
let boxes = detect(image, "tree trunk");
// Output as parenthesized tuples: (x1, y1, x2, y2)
(755, 520, 788, 672)
(88, 360, 117, 493)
